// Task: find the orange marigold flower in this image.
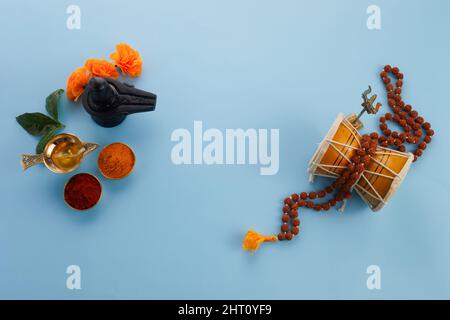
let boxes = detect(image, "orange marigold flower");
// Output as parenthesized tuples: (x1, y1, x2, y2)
(110, 43, 142, 77)
(85, 59, 119, 79)
(66, 67, 91, 101)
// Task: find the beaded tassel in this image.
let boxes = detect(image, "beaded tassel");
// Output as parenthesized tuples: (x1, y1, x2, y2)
(242, 229, 277, 252)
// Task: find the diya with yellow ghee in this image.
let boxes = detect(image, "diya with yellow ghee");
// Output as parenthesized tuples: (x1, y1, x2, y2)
(21, 133, 99, 174)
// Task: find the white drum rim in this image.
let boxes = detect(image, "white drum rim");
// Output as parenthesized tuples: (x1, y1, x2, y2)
(308, 113, 347, 180)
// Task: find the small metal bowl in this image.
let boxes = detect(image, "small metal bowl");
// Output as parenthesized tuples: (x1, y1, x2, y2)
(97, 142, 136, 179)
(64, 173, 102, 211)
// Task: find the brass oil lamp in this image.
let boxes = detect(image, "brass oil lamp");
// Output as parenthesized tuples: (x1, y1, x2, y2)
(21, 133, 99, 173)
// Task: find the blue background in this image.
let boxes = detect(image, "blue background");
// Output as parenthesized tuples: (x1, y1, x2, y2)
(0, 0, 449, 299)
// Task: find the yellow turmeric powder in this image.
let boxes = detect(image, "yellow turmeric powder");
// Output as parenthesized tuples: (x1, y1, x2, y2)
(98, 142, 135, 179)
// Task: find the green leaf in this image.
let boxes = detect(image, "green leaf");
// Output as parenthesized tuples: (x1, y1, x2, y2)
(16, 112, 63, 136)
(45, 89, 64, 120)
(36, 126, 57, 154)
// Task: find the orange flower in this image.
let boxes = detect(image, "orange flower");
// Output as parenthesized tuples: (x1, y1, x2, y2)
(110, 43, 142, 77)
(66, 67, 91, 101)
(85, 59, 119, 79)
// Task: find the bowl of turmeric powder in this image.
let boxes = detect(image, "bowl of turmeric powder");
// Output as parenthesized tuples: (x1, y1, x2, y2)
(97, 142, 136, 179)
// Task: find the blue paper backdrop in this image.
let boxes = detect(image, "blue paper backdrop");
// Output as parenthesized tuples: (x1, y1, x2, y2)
(0, 0, 449, 299)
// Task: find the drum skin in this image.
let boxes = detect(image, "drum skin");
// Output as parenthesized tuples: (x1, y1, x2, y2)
(309, 113, 413, 211)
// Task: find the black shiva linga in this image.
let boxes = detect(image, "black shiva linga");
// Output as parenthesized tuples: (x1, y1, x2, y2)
(82, 77, 157, 127)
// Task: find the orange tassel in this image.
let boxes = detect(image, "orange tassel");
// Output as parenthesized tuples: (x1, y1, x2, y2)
(242, 229, 277, 252)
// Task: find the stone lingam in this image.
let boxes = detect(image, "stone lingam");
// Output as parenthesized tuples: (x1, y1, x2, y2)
(82, 77, 157, 127)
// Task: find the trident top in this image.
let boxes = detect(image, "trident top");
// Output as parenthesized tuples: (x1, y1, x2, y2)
(356, 85, 382, 121)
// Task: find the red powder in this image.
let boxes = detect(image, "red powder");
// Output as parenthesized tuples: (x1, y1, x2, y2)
(64, 173, 102, 210)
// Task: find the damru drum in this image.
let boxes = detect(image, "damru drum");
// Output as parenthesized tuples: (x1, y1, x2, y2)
(308, 113, 413, 211)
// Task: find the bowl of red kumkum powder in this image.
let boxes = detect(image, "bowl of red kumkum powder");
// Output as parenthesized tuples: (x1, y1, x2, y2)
(64, 173, 102, 211)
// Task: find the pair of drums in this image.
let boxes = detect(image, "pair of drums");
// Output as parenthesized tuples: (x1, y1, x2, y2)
(308, 113, 413, 211)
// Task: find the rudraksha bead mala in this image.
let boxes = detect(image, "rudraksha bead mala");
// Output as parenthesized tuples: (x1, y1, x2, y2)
(277, 65, 434, 242)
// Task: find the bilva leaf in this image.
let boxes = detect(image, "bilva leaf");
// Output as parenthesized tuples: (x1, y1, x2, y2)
(16, 112, 63, 136)
(45, 89, 64, 121)
(36, 126, 57, 154)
